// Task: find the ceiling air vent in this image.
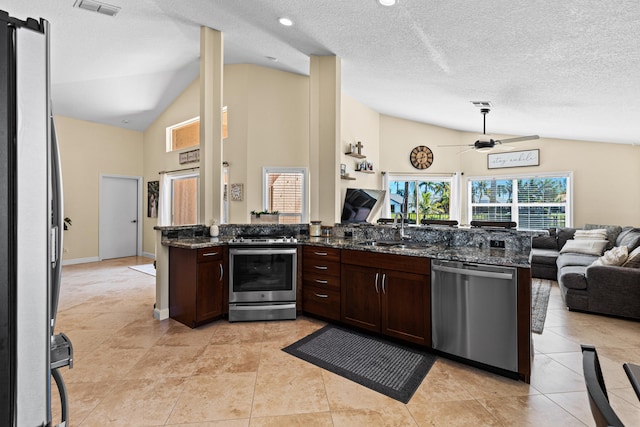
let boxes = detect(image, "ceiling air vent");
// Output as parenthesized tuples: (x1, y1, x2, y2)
(471, 101, 493, 108)
(73, 0, 120, 17)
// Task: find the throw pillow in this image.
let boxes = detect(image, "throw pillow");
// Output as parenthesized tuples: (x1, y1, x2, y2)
(591, 246, 628, 267)
(559, 239, 608, 256)
(617, 227, 640, 252)
(622, 246, 640, 269)
(584, 224, 623, 250)
(574, 229, 608, 241)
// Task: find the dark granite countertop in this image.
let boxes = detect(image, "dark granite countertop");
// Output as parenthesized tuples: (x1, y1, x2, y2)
(163, 235, 532, 268)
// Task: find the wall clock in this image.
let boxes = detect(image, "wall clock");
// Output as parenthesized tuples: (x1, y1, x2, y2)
(410, 145, 434, 169)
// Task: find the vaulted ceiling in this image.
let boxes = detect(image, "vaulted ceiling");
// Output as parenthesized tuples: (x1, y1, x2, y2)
(4, 0, 640, 144)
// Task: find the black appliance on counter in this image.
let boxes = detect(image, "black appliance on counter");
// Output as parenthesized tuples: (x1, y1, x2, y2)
(1, 10, 73, 426)
(228, 235, 298, 322)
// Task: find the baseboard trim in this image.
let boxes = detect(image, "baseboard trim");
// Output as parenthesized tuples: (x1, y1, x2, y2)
(142, 251, 156, 259)
(62, 256, 100, 266)
(154, 308, 169, 321)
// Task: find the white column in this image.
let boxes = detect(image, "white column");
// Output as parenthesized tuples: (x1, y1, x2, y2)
(199, 27, 224, 226)
(309, 55, 341, 224)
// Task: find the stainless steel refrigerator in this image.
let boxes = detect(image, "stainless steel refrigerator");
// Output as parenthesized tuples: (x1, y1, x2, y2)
(1, 10, 72, 427)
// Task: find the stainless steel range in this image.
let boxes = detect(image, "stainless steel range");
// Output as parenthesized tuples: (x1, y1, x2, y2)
(228, 235, 298, 322)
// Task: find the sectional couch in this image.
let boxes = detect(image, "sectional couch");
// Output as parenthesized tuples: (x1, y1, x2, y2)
(530, 225, 640, 319)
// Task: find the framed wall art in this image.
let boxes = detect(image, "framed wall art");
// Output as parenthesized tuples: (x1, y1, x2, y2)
(230, 183, 243, 201)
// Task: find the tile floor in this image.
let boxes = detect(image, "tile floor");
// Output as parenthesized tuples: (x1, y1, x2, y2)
(52, 256, 640, 426)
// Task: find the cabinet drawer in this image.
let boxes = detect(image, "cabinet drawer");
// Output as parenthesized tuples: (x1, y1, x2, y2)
(303, 246, 340, 263)
(303, 259, 340, 277)
(197, 247, 222, 262)
(303, 271, 340, 291)
(303, 285, 340, 321)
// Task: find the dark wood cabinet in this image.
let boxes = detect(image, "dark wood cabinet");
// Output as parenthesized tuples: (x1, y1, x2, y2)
(341, 249, 431, 346)
(302, 246, 341, 321)
(169, 246, 226, 328)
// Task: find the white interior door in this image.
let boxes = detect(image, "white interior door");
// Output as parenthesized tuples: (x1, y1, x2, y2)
(100, 176, 140, 259)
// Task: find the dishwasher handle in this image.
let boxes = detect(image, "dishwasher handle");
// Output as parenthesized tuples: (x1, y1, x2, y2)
(432, 264, 514, 280)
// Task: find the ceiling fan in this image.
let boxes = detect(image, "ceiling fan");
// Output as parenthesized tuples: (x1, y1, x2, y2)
(445, 108, 539, 153)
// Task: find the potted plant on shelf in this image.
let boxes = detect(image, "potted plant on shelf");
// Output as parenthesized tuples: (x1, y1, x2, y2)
(250, 210, 280, 224)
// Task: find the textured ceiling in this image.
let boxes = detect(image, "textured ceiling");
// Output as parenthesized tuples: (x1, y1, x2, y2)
(3, 0, 640, 144)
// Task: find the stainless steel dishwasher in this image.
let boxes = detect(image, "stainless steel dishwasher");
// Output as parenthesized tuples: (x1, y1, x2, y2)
(431, 259, 518, 372)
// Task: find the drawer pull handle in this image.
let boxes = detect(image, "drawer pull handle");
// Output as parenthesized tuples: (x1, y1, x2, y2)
(314, 265, 328, 270)
(314, 251, 328, 256)
(202, 252, 219, 257)
(315, 279, 328, 284)
(314, 293, 329, 298)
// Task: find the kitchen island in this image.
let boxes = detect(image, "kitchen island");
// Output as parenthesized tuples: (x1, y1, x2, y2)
(155, 223, 542, 382)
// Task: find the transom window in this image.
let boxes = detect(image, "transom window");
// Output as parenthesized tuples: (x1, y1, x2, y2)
(262, 167, 308, 223)
(468, 174, 571, 229)
(166, 117, 199, 152)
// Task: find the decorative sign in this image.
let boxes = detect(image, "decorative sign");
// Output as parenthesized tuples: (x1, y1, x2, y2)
(488, 149, 539, 169)
(179, 148, 200, 164)
(230, 183, 243, 201)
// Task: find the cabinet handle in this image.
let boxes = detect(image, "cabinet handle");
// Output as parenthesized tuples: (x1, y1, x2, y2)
(314, 265, 328, 270)
(374, 272, 379, 294)
(203, 252, 219, 257)
(219, 264, 224, 280)
(315, 279, 328, 284)
(314, 251, 328, 256)
(382, 273, 386, 294)
(314, 293, 329, 298)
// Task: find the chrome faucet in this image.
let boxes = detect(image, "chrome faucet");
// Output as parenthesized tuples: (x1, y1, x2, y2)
(394, 212, 410, 240)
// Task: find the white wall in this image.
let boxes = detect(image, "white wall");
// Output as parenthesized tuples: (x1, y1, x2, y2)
(56, 115, 144, 262)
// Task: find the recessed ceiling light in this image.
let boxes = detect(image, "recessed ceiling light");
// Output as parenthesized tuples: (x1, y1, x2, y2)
(278, 17, 294, 26)
(377, 0, 397, 6)
(73, 0, 120, 16)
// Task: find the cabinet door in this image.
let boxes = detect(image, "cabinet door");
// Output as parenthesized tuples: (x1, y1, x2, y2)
(196, 259, 223, 322)
(381, 270, 430, 346)
(341, 264, 380, 332)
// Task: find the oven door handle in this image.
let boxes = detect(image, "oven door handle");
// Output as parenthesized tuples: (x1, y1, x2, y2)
(229, 248, 297, 256)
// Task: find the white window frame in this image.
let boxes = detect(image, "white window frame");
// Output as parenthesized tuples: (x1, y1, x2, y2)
(381, 172, 461, 224)
(466, 171, 573, 229)
(262, 167, 309, 223)
(166, 116, 199, 153)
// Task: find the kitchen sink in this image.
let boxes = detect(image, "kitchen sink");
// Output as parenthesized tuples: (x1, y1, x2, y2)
(359, 240, 424, 249)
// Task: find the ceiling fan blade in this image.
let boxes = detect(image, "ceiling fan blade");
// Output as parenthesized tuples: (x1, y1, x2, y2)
(458, 147, 475, 154)
(439, 144, 474, 147)
(496, 135, 540, 144)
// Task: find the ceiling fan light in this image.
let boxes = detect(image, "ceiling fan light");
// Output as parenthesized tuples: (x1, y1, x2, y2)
(377, 0, 398, 6)
(476, 147, 493, 153)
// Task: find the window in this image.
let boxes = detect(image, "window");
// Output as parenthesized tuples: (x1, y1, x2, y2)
(382, 174, 459, 224)
(468, 174, 571, 229)
(263, 167, 308, 223)
(171, 172, 199, 225)
(166, 117, 199, 152)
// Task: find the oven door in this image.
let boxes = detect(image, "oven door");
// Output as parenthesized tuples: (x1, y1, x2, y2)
(229, 246, 297, 304)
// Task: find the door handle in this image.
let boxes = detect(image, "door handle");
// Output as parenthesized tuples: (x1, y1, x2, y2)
(382, 273, 386, 294)
(131, 220, 137, 223)
(219, 264, 224, 280)
(314, 251, 328, 256)
(314, 293, 329, 298)
(314, 265, 328, 270)
(374, 272, 379, 294)
(314, 279, 328, 284)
